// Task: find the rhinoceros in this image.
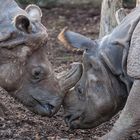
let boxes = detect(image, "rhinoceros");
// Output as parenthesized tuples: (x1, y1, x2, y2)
(0, 0, 65, 117)
(55, 6, 140, 139)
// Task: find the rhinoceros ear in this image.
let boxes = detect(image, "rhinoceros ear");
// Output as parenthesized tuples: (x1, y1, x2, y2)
(58, 27, 97, 51)
(25, 4, 42, 22)
(14, 15, 31, 33)
(127, 21, 140, 78)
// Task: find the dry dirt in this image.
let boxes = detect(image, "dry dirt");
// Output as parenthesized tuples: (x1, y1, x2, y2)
(0, 4, 140, 140)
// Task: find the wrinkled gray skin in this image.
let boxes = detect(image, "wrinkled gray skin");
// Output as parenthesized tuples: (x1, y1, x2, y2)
(57, 7, 140, 139)
(0, 0, 62, 117)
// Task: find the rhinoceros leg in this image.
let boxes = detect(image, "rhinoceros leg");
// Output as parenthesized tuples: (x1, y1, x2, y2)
(99, 80, 140, 140)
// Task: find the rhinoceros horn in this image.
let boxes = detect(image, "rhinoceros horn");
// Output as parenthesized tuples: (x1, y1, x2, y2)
(57, 62, 83, 93)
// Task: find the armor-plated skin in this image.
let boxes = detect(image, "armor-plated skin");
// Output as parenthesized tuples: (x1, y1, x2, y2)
(57, 6, 140, 139)
(0, 0, 62, 117)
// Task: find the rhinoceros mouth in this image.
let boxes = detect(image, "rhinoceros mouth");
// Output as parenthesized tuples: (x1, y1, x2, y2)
(30, 95, 58, 117)
(65, 112, 113, 129)
(64, 113, 84, 129)
(32, 103, 55, 117)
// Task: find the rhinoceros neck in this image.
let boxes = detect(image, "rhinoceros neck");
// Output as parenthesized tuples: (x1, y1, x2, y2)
(99, 6, 140, 94)
(99, 34, 133, 94)
(97, 35, 133, 112)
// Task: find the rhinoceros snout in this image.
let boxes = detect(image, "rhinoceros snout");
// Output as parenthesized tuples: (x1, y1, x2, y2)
(42, 103, 55, 116)
(64, 113, 81, 129)
(33, 102, 55, 117)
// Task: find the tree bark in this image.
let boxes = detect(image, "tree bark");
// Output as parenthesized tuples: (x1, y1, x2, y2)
(99, 0, 123, 38)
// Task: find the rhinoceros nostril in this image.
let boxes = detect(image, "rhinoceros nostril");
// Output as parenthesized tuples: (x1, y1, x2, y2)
(64, 114, 72, 124)
(47, 103, 54, 111)
(41, 103, 55, 117)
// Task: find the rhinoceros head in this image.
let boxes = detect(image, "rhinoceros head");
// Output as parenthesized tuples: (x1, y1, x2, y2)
(11, 46, 63, 117)
(57, 28, 128, 129)
(0, 0, 62, 117)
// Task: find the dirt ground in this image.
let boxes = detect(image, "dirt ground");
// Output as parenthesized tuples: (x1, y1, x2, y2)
(0, 4, 140, 140)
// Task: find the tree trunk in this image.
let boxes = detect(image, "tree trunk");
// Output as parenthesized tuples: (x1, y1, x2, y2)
(99, 0, 123, 38)
(137, 0, 140, 6)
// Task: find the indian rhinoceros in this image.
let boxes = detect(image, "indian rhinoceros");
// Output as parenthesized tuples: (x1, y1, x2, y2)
(0, 0, 64, 117)
(55, 6, 140, 139)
